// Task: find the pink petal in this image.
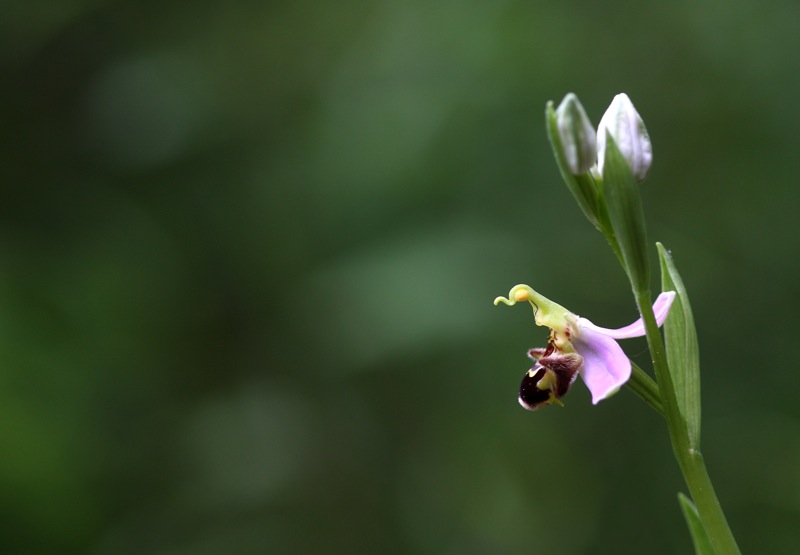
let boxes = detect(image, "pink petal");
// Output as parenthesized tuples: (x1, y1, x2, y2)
(580, 291, 676, 339)
(572, 325, 632, 404)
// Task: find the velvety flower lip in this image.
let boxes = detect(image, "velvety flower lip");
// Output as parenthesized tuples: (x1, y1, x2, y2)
(495, 286, 676, 408)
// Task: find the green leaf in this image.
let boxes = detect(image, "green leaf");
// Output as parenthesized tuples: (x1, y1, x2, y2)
(545, 101, 600, 228)
(658, 243, 701, 448)
(601, 133, 650, 292)
(678, 493, 716, 555)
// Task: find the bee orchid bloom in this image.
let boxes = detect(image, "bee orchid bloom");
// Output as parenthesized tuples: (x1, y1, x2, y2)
(494, 285, 676, 409)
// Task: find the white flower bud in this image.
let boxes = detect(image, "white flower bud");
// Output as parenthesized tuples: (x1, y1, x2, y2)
(596, 93, 652, 182)
(554, 93, 597, 175)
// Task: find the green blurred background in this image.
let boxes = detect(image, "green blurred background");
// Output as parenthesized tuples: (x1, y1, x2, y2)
(2, 1, 800, 553)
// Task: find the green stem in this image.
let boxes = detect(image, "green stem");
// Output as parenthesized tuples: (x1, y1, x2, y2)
(595, 188, 626, 269)
(625, 361, 663, 416)
(633, 288, 741, 555)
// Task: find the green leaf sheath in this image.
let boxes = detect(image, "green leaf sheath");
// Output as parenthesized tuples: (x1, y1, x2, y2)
(679, 493, 716, 555)
(658, 243, 702, 449)
(600, 135, 650, 294)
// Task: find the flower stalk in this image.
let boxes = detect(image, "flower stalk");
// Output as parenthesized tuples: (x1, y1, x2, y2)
(600, 90, 739, 553)
(626, 361, 662, 416)
(635, 287, 740, 555)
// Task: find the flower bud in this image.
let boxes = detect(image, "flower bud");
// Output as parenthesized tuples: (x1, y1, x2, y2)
(554, 93, 597, 175)
(596, 93, 652, 182)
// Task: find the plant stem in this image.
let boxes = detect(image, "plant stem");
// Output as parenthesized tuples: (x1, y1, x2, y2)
(626, 361, 663, 416)
(633, 288, 741, 555)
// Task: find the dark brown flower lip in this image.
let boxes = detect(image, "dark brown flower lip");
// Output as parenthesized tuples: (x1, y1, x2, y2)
(518, 352, 583, 410)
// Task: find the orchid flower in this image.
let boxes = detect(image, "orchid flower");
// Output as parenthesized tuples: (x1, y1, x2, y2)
(494, 285, 675, 410)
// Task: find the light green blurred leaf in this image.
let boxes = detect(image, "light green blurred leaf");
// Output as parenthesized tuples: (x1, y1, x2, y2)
(545, 101, 600, 228)
(601, 134, 649, 292)
(678, 492, 716, 555)
(658, 243, 701, 448)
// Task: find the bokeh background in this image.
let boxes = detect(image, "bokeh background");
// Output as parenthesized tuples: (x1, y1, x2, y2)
(3, 1, 800, 553)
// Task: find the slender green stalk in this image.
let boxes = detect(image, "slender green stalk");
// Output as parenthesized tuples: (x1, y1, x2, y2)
(633, 288, 741, 555)
(625, 361, 663, 416)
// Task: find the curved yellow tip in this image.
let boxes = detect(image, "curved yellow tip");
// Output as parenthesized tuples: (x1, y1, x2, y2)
(494, 284, 534, 307)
